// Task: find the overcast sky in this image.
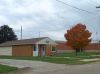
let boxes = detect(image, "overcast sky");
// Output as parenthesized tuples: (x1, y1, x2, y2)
(0, 0, 100, 41)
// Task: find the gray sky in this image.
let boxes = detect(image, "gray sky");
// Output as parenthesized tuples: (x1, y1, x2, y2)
(0, 0, 100, 41)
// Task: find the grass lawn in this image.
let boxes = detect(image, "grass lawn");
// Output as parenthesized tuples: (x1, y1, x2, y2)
(0, 64, 17, 73)
(0, 52, 100, 65)
(0, 56, 84, 65)
(54, 52, 100, 57)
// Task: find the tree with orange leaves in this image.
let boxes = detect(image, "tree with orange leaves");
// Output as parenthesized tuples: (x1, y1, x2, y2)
(64, 23, 92, 54)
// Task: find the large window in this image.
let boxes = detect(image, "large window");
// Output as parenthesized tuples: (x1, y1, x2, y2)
(33, 45, 36, 51)
(51, 46, 56, 51)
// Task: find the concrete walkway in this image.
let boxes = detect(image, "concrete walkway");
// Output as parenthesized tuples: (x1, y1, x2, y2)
(0, 59, 100, 74)
(80, 58, 100, 62)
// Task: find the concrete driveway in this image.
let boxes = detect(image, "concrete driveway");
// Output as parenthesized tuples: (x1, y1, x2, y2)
(0, 59, 100, 74)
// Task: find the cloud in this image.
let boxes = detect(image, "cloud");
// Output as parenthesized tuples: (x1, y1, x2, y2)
(0, 0, 99, 40)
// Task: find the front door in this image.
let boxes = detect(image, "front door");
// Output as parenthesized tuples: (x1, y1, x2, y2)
(42, 46, 46, 56)
(33, 44, 38, 56)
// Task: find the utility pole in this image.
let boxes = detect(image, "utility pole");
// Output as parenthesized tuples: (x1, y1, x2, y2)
(39, 31, 41, 38)
(21, 25, 22, 40)
(39, 32, 40, 38)
(96, 6, 100, 53)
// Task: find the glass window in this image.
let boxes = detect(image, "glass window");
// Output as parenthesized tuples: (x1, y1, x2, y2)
(51, 46, 56, 51)
(33, 45, 36, 51)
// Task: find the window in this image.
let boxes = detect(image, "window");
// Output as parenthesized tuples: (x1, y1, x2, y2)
(33, 45, 36, 51)
(46, 40, 49, 43)
(51, 46, 56, 51)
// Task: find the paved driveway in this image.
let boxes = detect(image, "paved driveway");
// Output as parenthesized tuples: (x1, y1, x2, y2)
(0, 59, 100, 74)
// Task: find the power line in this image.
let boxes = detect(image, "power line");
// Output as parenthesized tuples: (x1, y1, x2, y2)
(56, 0, 94, 14)
(91, 0, 100, 6)
(87, 0, 97, 7)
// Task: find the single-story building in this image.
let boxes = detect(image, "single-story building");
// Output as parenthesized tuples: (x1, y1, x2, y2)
(84, 43, 100, 52)
(56, 41, 100, 53)
(0, 37, 57, 56)
(56, 41, 74, 53)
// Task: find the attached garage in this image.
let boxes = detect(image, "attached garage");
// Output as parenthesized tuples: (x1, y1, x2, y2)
(0, 46, 12, 56)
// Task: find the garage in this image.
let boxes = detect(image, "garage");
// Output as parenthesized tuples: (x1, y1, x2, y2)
(0, 46, 12, 56)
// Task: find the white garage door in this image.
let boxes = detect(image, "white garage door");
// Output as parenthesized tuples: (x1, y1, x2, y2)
(0, 47, 12, 56)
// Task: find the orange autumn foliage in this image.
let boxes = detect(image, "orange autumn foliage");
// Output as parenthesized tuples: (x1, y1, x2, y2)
(64, 23, 92, 50)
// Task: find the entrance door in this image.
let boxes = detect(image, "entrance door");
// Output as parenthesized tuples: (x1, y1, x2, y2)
(33, 44, 38, 56)
(42, 46, 46, 56)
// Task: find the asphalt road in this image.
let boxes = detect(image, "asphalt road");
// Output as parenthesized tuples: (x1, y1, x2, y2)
(0, 59, 100, 74)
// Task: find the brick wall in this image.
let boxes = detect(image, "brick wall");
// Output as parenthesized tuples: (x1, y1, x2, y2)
(84, 43, 100, 52)
(85, 43, 100, 50)
(46, 45, 51, 56)
(56, 42, 74, 53)
(56, 42, 100, 53)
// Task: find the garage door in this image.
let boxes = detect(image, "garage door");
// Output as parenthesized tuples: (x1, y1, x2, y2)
(0, 47, 12, 56)
(12, 45, 33, 56)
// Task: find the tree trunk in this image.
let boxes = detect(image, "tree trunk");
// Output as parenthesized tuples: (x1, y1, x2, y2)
(75, 48, 79, 56)
(80, 48, 81, 52)
(80, 48, 83, 52)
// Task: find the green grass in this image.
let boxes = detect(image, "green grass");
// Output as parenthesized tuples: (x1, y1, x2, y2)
(54, 52, 100, 57)
(54, 52, 100, 58)
(0, 64, 17, 73)
(0, 56, 84, 65)
(0, 52, 100, 65)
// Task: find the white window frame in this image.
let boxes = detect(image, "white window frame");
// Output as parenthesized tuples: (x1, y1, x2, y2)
(51, 45, 56, 52)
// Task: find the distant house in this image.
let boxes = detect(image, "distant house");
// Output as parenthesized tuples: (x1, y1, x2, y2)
(56, 41, 100, 53)
(0, 37, 57, 56)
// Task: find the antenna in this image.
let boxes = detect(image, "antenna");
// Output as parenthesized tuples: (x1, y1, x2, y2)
(21, 25, 22, 40)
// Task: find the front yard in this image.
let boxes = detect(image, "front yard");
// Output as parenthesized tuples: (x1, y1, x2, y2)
(0, 64, 17, 73)
(0, 52, 100, 65)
